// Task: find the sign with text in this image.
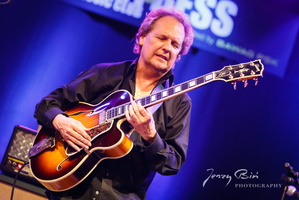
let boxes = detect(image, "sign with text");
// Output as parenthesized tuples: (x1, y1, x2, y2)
(58, 0, 299, 77)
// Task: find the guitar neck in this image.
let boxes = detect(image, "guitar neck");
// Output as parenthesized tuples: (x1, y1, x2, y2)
(106, 71, 216, 120)
(106, 59, 264, 120)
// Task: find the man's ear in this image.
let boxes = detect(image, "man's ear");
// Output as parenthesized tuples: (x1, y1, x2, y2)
(139, 35, 146, 46)
(176, 54, 181, 62)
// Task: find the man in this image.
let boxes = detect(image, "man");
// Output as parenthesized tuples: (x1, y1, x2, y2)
(34, 7, 194, 200)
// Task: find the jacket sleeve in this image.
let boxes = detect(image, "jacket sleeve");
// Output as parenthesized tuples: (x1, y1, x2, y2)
(33, 64, 109, 128)
(136, 93, 192, 175)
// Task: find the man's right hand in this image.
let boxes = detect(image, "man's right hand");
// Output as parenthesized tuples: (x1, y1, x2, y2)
(52, 114, 92, 151)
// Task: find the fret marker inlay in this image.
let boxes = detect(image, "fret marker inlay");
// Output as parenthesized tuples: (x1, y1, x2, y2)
(174, 86, 181, 93)
(162, 91, 167, 97)
(189, 80, 196, 87)
(151, 95, 156, 102)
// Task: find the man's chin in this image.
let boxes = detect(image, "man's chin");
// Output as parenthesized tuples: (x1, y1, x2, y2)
(154, 64, 169, 73)
(150, 60, 172, 74)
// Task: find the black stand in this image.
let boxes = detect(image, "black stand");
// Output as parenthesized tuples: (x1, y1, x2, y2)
(281, 184, 289, 200)
(281, 162, 299, 200)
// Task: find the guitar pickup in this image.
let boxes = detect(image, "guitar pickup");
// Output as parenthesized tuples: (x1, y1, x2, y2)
(28, 136, 55, 158)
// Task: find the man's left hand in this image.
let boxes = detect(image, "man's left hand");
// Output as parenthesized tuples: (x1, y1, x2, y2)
(125, 100, 157, 145)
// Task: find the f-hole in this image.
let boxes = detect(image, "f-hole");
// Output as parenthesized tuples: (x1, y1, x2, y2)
(57, 157, 70, 171)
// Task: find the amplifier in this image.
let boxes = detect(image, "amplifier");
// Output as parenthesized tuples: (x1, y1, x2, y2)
(1, 125, 38, 183)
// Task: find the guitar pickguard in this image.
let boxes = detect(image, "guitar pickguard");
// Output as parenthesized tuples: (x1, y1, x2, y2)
(28, 136, 55, 158)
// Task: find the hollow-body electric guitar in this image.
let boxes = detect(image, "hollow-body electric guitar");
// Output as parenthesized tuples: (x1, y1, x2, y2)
(28, 60, 264, 191)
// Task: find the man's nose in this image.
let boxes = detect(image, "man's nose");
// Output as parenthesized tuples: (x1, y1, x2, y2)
(162, 40, 171, 52)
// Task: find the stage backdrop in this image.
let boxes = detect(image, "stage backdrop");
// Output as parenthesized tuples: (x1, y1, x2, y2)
(0, 0, 299, 199)
(58, 0, 299, 78)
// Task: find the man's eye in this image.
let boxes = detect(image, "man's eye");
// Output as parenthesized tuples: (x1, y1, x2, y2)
(173, 43, 180, 49)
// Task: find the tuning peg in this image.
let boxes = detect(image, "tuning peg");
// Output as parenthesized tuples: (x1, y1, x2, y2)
(254, 78, 259, 86)
(243, 79, 248, 88)
(232, 82, 237, 90)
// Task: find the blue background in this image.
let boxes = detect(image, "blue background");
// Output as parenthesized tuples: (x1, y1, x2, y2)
(0, 0, 299, 199)
(59, 0, 299, 77)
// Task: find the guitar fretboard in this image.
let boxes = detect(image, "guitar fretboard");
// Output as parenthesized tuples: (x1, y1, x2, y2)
(105, 59, 264, 121)
(106, 72, 215, 120)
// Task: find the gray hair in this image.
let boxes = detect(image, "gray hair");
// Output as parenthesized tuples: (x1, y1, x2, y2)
(133, 7, 194, 57)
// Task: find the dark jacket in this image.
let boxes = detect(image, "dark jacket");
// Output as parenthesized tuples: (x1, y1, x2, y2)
(34, 59, 191, 200)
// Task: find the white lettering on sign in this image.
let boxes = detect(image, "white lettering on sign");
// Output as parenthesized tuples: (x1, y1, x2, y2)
(190, 0, 216, 30)
(149, 0, 176, 10)
(211, 0, 238, 37)
(216, 38, 255, 59)
(84, 0, 238, 37)
(113, 0, 144, 18)
(189, 0, 238, 37)
(85, 0, 113, 9)
(150, 0, 238, 38)
(175, 0, 193, 13)
(85, 0, 144, 18)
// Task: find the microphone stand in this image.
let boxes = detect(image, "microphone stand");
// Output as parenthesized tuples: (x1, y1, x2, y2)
(281, 182, 289, 200)
(281, 162, 299, 200)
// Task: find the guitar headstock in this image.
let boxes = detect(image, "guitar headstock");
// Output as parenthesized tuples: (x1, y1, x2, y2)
(214, 59, 264, 89)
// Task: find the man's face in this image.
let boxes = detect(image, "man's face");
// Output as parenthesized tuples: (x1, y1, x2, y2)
(139, 16, 185, 75)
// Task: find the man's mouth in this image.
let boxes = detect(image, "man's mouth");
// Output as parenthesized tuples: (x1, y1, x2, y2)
(156, 54, 168, 61)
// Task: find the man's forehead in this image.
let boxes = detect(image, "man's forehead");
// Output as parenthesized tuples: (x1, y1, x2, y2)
(153, 16, 182, 26)
(151, 17, 185, 41)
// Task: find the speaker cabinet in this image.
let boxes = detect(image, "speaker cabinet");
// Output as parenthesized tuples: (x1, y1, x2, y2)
(0, 173, 47, 199)
(1, 125, 38, 182)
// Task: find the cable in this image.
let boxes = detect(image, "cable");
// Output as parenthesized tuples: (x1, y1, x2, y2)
(10, 162, 29, 200)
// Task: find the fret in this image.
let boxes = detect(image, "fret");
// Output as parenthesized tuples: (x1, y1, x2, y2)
(197, 76, 204, 85)
(110, 109, 113, 117)
(109, 110, 113, 118)
(110, 104, 127, 119)
(168, 88, 174, 96)
(141, 98, 146, 106)
(109, 109, 112, 118)
(145, 96, 151, 104)
(107, 110, 111, 119)
(182, 82, 188, 90)
(156, 92, 162, 100)
(124, 104, 129, 112)
(113, 108, 117, 117)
